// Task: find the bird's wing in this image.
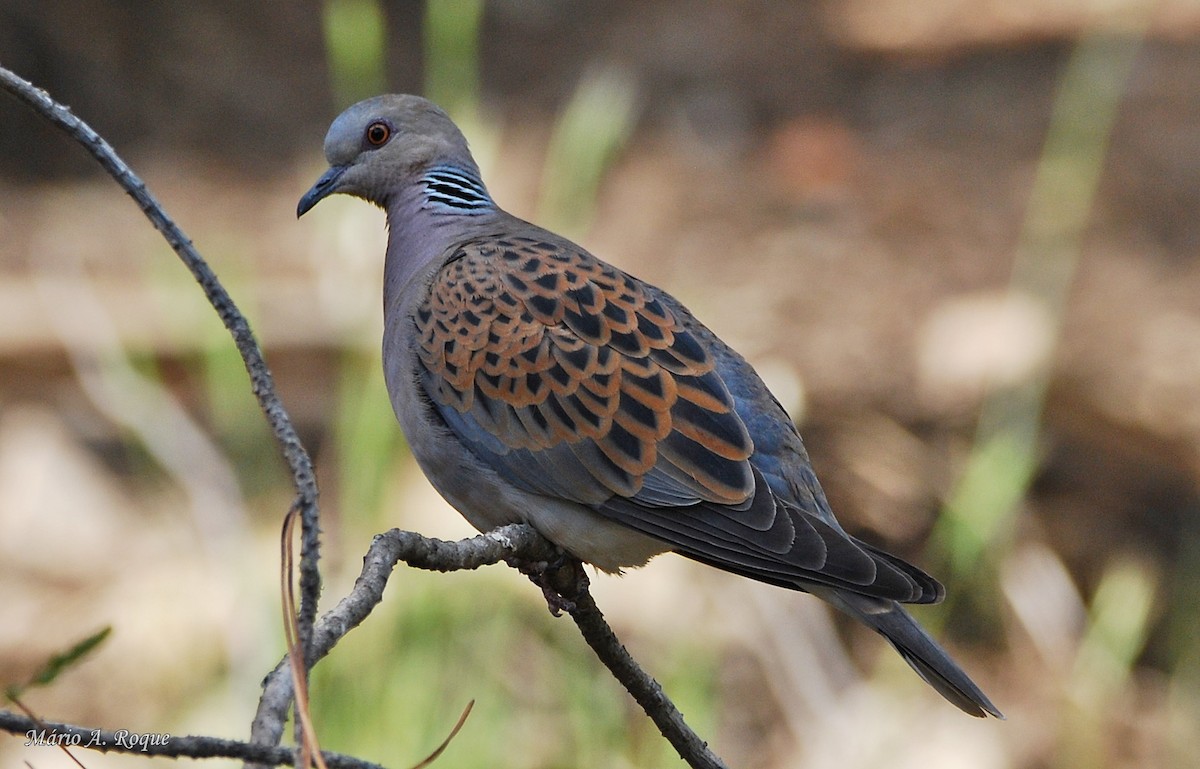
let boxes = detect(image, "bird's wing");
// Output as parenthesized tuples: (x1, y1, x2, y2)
(415, 233, 753, 506)
(414, 232, 939, 602)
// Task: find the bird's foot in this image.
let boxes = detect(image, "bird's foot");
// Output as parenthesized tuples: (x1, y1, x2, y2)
(511, 550, 589, 616)
(538, 584, 576, 616)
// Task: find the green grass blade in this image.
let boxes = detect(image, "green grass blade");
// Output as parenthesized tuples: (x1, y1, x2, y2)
(7, 627, 113, 699)
(934, 27, 1150, 588)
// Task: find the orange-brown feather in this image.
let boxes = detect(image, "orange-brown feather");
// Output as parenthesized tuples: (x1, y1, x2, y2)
(414, 236, 754, 503)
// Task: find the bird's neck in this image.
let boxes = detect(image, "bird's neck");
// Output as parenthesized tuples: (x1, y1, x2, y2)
(382, 163, 498, 308)
(418, 164, 493, 214)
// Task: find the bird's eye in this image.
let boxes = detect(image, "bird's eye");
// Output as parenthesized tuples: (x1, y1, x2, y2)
(365, 121, 392, 146)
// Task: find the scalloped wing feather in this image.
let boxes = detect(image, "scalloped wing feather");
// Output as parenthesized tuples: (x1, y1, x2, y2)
(414, 233, 942, 603)
(416, 235, 755, 508)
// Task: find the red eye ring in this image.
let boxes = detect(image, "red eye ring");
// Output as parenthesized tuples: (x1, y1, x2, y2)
(365, 121, 391, 146)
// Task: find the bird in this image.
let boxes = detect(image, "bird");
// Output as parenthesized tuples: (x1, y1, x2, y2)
(298, 94, 1002, 719)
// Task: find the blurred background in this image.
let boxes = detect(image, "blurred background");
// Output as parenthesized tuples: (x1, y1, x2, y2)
(2, 0, 1199, 767)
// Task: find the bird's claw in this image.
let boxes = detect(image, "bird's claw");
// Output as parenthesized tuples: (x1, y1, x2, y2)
(511, 550, 586, 616)
(539, 584, 576, 616)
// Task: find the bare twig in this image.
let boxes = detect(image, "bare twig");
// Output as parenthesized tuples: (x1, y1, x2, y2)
(410, 700, 475, 769)
(0, 518, 726, 768)
(5, 697, 89, 769)
(0, 64, 324, 755)
(281, 506, 328, 769)
(560, 568, 731, 769)
(0, 65, 324, 664)
(514, 556, 729, 768)
(0, 710, 386, 769)
(252, 525, 729, 769)
(250, 524, 558, 744)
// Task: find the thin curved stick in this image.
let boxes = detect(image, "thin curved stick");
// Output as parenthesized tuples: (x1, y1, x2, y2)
(0, 710, 385, 769)
(253, 526, 730, 769)
(0, 66, 324, 664)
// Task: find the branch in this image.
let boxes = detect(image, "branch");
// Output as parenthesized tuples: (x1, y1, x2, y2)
(1, 61, 328, 767)
(561, 569, 730, 769)
(0, 63, 323, 695)
(1, 524, 726, 769)
(0, 710, 385, 769)
(251, 525, 729, 769)
(250, 524, 558, 746)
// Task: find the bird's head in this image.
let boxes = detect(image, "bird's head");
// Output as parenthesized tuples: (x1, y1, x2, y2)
(297, 94, 476, 216)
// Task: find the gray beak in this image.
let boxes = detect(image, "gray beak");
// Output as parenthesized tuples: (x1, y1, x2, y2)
(297, 165, 348, 217)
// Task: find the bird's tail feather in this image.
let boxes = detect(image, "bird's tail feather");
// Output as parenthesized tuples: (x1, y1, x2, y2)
(817, 589, 1004, 718)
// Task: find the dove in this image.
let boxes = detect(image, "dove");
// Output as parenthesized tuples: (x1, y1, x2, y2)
(298, 94, 1001, 718)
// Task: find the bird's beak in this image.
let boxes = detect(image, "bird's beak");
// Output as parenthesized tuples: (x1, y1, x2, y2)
(297, 165, 348, 218)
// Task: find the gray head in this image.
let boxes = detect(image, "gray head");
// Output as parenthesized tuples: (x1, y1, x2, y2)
(297, 94, 479, 216)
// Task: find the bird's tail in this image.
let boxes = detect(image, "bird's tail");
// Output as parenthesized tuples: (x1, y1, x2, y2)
(817, 589, 1004, 718)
